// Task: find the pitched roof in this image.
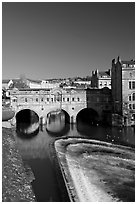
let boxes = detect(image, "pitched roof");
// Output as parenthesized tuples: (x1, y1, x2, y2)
(98, 71, 111, 78)
(27, 79, 42, 83)
(121, 60, 135, 65)
(2, 79, 11, 83)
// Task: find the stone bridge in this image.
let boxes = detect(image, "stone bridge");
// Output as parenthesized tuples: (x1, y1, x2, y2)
(10, 88, 87, 124)
(10, 87, 112, 125)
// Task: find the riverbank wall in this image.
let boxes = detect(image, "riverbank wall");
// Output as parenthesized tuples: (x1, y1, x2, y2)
(2, 127, 36, 202)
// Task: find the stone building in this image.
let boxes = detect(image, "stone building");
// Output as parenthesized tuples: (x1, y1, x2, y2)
(91, 69, 111, 89)
(41, 80, 61, 89)
(9, 87, 87, 124)
(2, 79, 13, 89)
(27, 79, 42, 89)
(111, 57, 135, 126)
(86, 87, 112, 125)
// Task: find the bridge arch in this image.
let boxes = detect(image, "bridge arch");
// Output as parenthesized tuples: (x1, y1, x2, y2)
(16, 109, 39, 124)
(46, 109, 70, 124)
(46, 109, 70, 135)
(76, 108, 99, 125)
(15, 109, 40, 136)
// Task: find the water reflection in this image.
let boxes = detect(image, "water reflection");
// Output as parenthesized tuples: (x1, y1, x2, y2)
(14, 118, 135, 202)
(46, 110, 66, 134)
(76, 122, 135, 147)
(16, 117, 135, 147)
(16, 122, 39, 139)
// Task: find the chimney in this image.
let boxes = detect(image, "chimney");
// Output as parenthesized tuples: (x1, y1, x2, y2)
(108, 69, 111, 76)
(112, 58, 116, 65)
(91, 71, 94, 76)
(96, 69, 99, 76)
(117, 56, 121, 63)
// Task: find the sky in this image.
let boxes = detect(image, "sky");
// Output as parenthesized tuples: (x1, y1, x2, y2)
(2, 2, 135, 80)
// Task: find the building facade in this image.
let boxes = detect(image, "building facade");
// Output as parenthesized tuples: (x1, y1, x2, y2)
(2, 79, 13, 89)
(91, 69, 111, 89)
(86, 87, 112, 125)
(111, 57, 135, 126)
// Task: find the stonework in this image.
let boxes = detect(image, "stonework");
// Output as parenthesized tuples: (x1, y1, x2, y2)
(9, 87, 113, 125)
(91, 69, 111, 89)
(10, 88, 87, 124)
(86, 88, 112, 125)
(111, 57, 135, 126)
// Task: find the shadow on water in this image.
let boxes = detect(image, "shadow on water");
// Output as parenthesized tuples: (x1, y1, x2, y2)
(28, 158, 62, 202)
(76, 121, 135, 148)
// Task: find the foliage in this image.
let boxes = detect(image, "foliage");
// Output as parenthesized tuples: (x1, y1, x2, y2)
(9, 79, 29, 89)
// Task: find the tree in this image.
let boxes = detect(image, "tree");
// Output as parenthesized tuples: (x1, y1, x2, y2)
(9, 79, 29, 89)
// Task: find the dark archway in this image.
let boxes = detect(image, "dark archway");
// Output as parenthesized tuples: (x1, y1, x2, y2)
(16, 109, 39, 137)
(76, 108, 99, 125)
(16, 109, 39, 123)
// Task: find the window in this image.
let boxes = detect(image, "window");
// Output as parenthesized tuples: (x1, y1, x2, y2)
(41, 98, 44, 102)
(67, 98, 69, 102)
(36, 98, 38, 102)
(47, 98, 49, 102)
(25, 98, 27, 102)
(129, 81, 135, 89)
(132, 114, 135, 120)
(129, 95, 131, 101)
(72, 97, 75, 101)
(132, 93, 135, 101)
(132, 81, 135, 89)
(51, 98, 53, 102)
(77, 97, 80, 101)
(133, 103, 135, 109)
(63, 97, 65, 102)
(129, 104, 132, 109)
(129, 81, 132, 89)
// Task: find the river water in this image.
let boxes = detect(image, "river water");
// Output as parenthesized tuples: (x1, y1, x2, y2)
(14, 120, 135, 202)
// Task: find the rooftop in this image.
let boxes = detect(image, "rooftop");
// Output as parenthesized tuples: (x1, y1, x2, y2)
(121, 60, 135, 65)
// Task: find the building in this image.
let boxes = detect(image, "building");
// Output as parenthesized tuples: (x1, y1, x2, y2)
(2, 79, 13, 89)
(91, 69, 111, 89)
(86, 87, 112, 125)
(27, 79, 42, 89)
(41, 80, 61, 89)
(111, 57, 135, 126)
